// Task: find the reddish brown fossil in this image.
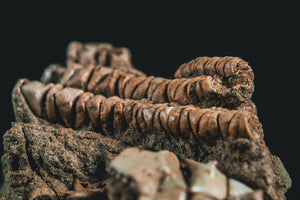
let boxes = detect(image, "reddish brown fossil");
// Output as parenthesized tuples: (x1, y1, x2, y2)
(53, 64, 251, 109)
(174, 56, 254, 82)
(41, 45, 255, 110)
(174, 56, 254, 101)
(17, 79, 261, 140)
(66, 46, 254, 104)
(67, 42, 113, 66)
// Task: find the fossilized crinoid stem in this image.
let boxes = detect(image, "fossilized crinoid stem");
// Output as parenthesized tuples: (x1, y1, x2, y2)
(67, 41, 113, 66)
(17, 79, 261, 139)
(174, 56, 255, 103)
(174, 56, 254, 81)
(40, 64, 66, 84)
(67, 41, 136, 71)
(56, 64, 250, 107)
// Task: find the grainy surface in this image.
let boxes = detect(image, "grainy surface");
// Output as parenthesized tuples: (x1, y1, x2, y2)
(0, 122, 126, 199)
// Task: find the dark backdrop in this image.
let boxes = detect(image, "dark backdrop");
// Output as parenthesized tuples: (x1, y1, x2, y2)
(0, 2, 299, 199)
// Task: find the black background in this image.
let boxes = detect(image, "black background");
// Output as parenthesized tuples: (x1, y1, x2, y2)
(0, 2, 299, 199)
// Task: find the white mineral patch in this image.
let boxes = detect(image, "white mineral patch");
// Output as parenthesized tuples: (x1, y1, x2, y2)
(229, 178, 253, 197)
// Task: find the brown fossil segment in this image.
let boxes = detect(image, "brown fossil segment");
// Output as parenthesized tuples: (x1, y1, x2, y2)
(42, 44, 255, 110)
(174, 56, 254, 89)
(54, 64, 250, 108)
(175, 56, 253, 80)
(15, 79, 262, 140)
(41, 63, 146, 89)
(67, 41, 113, 66)
(66, 41, 146, 77)
(40, 64, 67, 84)
(40, 42, 146, 86)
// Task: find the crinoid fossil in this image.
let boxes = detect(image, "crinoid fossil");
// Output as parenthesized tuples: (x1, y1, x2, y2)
(1, 42, 291, 200)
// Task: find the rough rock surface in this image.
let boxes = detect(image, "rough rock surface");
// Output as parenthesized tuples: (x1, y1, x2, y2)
(0, 122, 126, 199)
(0, 122, 291, 200)
(0, 126, 264, 200)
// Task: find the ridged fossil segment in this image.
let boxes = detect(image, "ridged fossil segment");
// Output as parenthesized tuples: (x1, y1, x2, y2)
(51, 64, 249, 109)
(175, 56, 253, 79)
(1, 41, 292, 200)
(174, 56, 254, 96)
(17, 79, 261, 140)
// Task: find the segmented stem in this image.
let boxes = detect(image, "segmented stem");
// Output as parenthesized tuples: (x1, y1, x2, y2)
(20, 80, 260, 140)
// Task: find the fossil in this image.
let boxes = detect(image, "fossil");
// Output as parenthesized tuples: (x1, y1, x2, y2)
(174, 56, 254, 88)
(17, 79, 261, 140)
(66, 41, 146, 77)
(65, 44, 254, 108)
(175, 56, 253, 78)
(2, 41, 292, 200)
(45, 64, 250, 109)
(44, 43, 255, 109)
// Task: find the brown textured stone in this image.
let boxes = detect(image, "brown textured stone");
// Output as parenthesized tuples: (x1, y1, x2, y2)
(0, 121, 291, 200)
(0, 122, 126, 199)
